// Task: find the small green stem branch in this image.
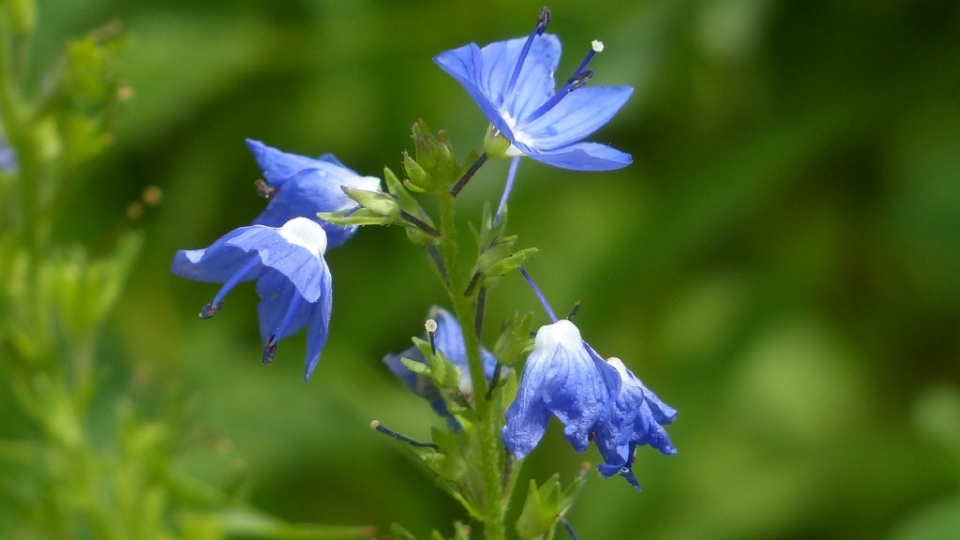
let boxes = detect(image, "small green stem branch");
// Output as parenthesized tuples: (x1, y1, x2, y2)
(437, 192, 505, 540)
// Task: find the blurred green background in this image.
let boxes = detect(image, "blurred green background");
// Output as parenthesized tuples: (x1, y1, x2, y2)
(18, 0, 960, 538)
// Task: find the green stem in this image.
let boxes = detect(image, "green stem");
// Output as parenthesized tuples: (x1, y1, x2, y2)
(437, 192, 505, 540)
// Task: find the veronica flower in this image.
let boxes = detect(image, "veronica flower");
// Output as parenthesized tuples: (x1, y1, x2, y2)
(592, 357, 678, 490)
(506, 267, 677, 488)
(501, 319, 621, 459)
(434, 8, 632, 171)
(384, 307, 498, 427)
(172, 217, 333, 381)
(246, 139, 381, 249)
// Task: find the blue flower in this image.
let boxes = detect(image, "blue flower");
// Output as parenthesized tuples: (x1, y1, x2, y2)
(246, 139, 381, 249)
(593, 357, 678, 490)
(172, 217, 333, 381)
(434, 9, 632, 171)
(501, 320, 621, 459)
(384, 307, 498, 427)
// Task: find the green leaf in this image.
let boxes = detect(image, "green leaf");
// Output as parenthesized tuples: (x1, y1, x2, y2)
(515, 473, 586, 540)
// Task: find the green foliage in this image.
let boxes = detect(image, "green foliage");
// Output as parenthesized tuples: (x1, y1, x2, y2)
(515, 472, 585, 540)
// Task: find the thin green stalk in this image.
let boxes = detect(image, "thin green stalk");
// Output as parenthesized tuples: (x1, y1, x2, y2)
(437, 192, 505, 540)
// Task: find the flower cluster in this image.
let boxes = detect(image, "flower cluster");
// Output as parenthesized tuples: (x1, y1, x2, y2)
(172, 141, 380, 380)
(172, 5, 675, 512)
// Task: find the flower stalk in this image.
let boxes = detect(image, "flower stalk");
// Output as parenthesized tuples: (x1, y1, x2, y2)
(437, 190, 506, 540)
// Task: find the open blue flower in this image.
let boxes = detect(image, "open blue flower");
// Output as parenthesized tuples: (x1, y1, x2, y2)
(384, 306, 498, 427)
(593, 357, 678, 490)
(501, 320, 621, 459)
(172, 217, 333, 381)
(246, 139, 381, 249)
(434, 9, 633, 171)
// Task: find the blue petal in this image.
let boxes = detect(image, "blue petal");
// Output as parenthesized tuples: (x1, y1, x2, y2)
(520, 86, 633, 150)
(501, 320, 613, 459)
(225, 218, 329, 303)
(303, 265, 333, 380)
(529, 141, 632, 171)
(434, 44, 516, 142)
(255, 272, 312, 342)
(253, 161, 380, 249)
(246, 139, 326, 186)
(478, 34, 561, 121)
(171, 228, 264, 283)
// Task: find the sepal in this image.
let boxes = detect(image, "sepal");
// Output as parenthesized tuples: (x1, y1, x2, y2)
(411, 336, 463, 392)
(384, 167, 439, 246)
(493, 311, 535, 367)
(341, 186, 400, 219)
(515, 470, 586, 540)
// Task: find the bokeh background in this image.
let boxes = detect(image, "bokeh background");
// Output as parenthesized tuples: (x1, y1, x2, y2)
(23, 0, 960, 538)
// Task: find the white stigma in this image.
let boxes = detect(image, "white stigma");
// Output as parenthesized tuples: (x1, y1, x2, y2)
(592, 40, 604, 53)
(425, 319, 438, 333)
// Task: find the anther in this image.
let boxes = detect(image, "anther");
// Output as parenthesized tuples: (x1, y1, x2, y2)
(370, 420, 439, 449)
(262, 336, 278, 364)
(199, 302, 223, 319)
(535, 7, 551, 35)
(566, 70, 593, 91)
(254, 179, 278, 199)
(425, 319, 438, 356)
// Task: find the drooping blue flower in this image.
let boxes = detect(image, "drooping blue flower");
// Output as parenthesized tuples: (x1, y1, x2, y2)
(501, 319, 621, 459)
(434, 8, 633, 171)
(246, 139, 381, 249)
(592, 357, 678, 490)
(384, 306, 498, 427)
(172, 217, 333, 381)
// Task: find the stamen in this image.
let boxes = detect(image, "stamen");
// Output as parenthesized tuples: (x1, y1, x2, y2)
(262, 292, 303, 364)
(262, 338, 278, 364)
(518, 266, 558, 323)
(566, 301, 581, 321)
(425, 318, 438, 356)
(199, 301, 222, 319)
(254, 179, 278, 198)
(518, 41, 602, 127)
(494, 156, 521, 226)
(201, 257, 261, 319)
(521, 70, 594, 126)
(370, 420, 438, 449)
(504, 7, 552, 97)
